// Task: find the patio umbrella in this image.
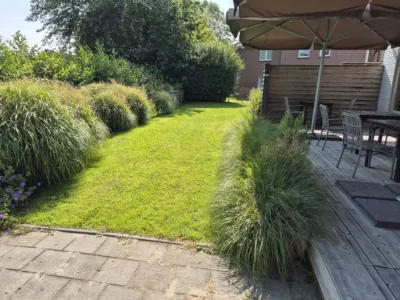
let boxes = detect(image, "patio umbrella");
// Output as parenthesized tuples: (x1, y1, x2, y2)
(370, 0, 400, 17)
(235, 0, 370, 18)
(227, 9, 400, 132)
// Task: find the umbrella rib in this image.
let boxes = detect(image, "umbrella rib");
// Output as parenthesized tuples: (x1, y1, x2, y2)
(328, 19, 373, 44)
(357, 20, 391, 47)
(300, 20, 323, 43)
(326, 19, 339, 41)
(242, 20, 291, 45)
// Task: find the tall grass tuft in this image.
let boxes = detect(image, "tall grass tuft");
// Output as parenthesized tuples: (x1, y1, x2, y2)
(85, 83, 138, 132)
(0, 81, 93, 185)
(90, 90, 137, 132)
(212, 116, 324, 280)
(248, 88, 262, 117)
(126, 90, 155, 125)
(151, 91, 178, 115)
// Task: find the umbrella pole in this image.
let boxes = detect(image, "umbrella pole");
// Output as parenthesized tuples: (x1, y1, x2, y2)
(310, 42, 327, 134)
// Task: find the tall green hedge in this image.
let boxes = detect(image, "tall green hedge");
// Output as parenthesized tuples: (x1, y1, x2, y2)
(184, 42, 243, 102)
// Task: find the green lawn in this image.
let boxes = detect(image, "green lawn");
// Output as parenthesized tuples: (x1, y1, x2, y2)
(19, 101, 246, 241)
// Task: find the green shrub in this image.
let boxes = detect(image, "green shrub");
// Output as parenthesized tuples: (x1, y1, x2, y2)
(90, 89, 137, 132)
(151, 91, 178, 115)
(0, 81, 93, 185)
(248, 88, 262, 117)
(280, 112, 309, 148)
(184, 42, 244, 102)
(212, 116, 323, 279)
(125, 90, 154, 125)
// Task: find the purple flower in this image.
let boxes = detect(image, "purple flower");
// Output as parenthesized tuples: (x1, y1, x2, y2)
(0, 214, 4, 219)
(11, 204, 15, 209)
(27, 191, 32, 196)
(20, 182, 26, 187)
(18, 174, 22, 177)
(37, 182, 41, 187)
(5, 188, 10, 193)
(11, 175, 16, 179)
(3, 194, 8, 197)
(18, 190, 23, 195)
(14, 196, 19, 201)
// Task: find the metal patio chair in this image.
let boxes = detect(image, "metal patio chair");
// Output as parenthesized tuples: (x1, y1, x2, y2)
(317, 104, 343, 151)
(336, 112, 392, 178)
(284, 97, 304, 118)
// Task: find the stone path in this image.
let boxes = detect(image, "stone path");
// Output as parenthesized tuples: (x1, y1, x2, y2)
(0, 230, 318, 300)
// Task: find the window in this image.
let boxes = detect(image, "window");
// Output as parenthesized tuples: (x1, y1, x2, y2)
(319, 50, 331, 57)
(260, 50, 272, 61)
(298, 49, 310, 59)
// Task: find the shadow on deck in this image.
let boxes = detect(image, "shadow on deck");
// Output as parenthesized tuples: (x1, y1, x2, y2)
(308, 139, 400, 300)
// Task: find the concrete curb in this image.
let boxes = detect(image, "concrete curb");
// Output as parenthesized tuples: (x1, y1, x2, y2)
(19, 224, 213, 248)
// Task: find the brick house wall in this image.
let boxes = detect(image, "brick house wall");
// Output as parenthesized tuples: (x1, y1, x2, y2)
(377, 47, 400, 111)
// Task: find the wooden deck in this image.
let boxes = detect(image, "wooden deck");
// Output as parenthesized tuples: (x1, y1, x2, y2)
(308, 139, 400, 300)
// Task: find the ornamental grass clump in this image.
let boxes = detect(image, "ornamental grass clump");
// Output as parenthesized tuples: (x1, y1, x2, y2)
(151, 91, 178, 115)
(126, 89, 154, 125)
(90, 90, 137, 132)
(85, 83, 138, 132)
(0, 81, 93, 185)
(212, 116, 324, 280)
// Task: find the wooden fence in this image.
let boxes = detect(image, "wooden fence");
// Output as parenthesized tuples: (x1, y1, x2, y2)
(262, 64, 384, 126)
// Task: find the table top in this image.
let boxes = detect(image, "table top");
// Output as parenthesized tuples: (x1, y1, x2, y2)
(368, 119, 400, 132)
(345, 110, 400, 120)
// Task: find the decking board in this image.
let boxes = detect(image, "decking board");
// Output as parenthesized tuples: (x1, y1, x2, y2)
(309, 140, 400, 300)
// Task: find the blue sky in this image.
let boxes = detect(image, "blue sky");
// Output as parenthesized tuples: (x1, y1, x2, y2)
(0, 0, 233, 46)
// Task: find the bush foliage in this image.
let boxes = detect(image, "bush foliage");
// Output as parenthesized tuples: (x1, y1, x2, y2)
(184, 42, 244, 102)
(212, 115, 323, 279)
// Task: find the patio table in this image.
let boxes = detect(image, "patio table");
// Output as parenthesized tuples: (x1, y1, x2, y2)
(345, 110, 400, 182)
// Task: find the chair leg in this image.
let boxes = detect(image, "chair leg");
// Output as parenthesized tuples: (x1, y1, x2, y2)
(317, 129, 323, 146)
(336, 144, 346, 168)
(353, 150, 362, 178)
(322, 129, 329, 151)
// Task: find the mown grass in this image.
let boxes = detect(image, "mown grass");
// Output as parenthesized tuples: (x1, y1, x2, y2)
(18, 100, 246, 241)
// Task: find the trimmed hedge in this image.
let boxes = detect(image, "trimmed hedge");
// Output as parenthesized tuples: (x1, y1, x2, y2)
(184, 42, 244, 102)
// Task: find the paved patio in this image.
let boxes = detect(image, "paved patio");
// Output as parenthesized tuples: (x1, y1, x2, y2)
(0, 229, 318, 300)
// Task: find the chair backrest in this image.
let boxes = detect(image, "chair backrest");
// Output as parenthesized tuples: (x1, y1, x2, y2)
(319, 104, 329, 130)
(348, 98, 357, 110)
(284, 97, 291, 113)
(341, 112, 363, 149)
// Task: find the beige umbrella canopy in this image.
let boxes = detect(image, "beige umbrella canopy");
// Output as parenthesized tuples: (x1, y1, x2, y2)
(227, 6, 400, 131)
(370, 0, 400, 17)
(236, 0, 370, 18)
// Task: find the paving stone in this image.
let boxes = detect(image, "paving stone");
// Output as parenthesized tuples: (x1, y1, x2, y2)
(98, 285, 144, 300)
(54, 280, 106, 300)
(35, 232, 79, 251)
(142, 291, 186, 300)
(128, 241, 166, 262)
(170, 266, 211, 297)
(129, 262, 175, 292)
(161, 245, 197, 267)
(94, 237, 134, 258)
(64, 235, 106, 254)
(0, 247, 43, 270)
(207, 271, 244, 296)
(92, 258, 139, 285)
(55, 253, 107, 280)
(23, 250, 73, 275)
(0, 268, 33, 299)
(0, 244, 14, 258)
(10, 274, 68, 300)
(5, 232, 48, 247)
(195, 252, 228, 271)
